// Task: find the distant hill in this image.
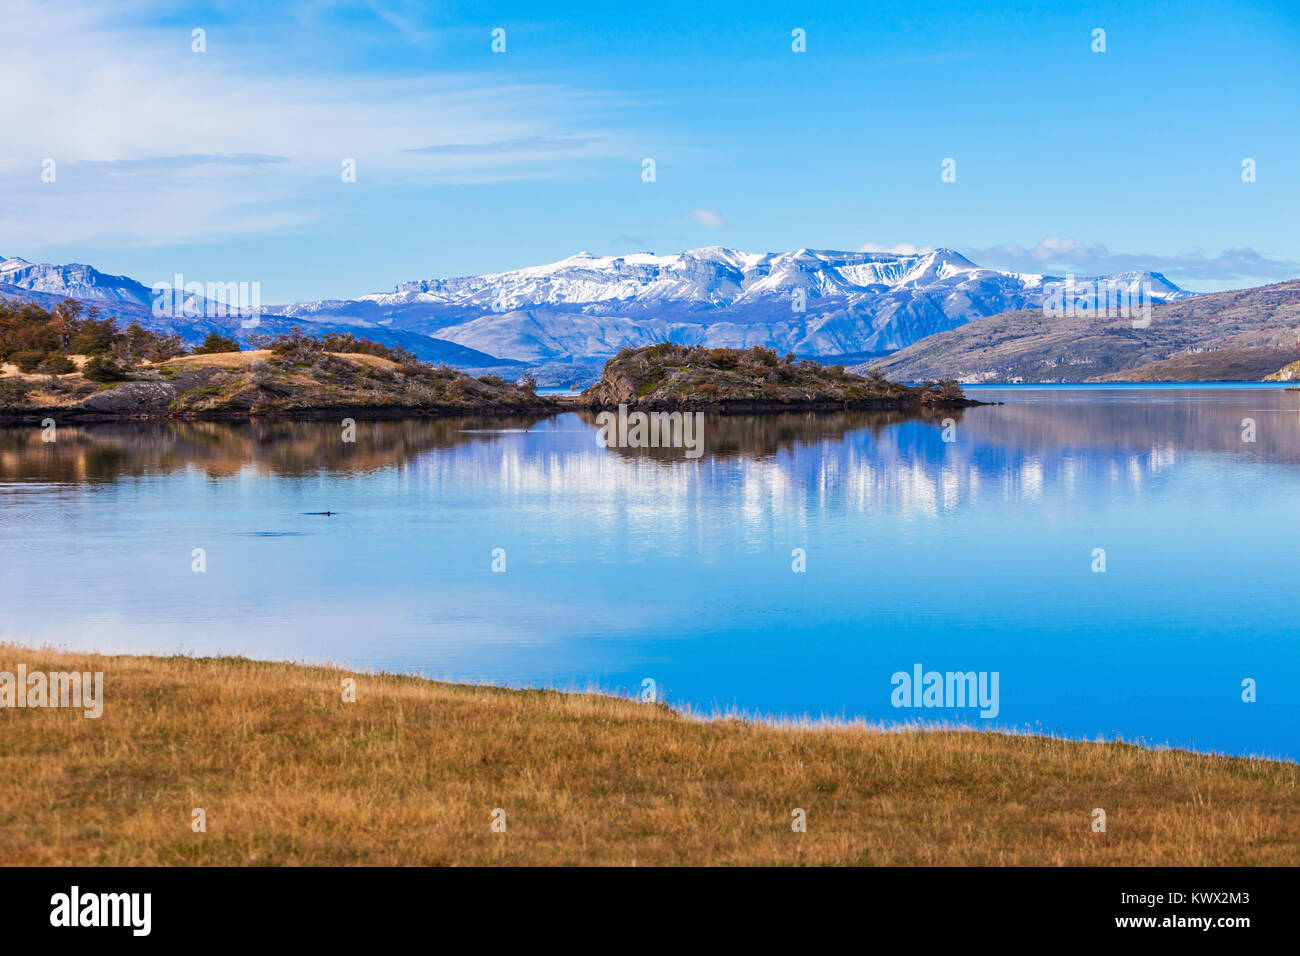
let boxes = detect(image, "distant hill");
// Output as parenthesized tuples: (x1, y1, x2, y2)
(1089, 346, 1300, 382)
(858, 280, 1300, 383)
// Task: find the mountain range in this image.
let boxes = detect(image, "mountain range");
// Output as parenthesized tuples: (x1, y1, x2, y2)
(278, 248, 1191, 363)
(2, 249, 1191, 380)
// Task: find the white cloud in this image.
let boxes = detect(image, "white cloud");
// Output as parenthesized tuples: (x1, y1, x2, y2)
(688, 208, 728, 228)
(0, 0, 627, 249)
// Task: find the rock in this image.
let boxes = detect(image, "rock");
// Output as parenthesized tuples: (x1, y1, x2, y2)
(76, 381, 179, 414)
(1264, 360, 1300, 382)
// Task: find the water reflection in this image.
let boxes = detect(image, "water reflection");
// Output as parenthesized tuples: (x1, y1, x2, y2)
(2, 388, 1298, 760)
(3, 390, 1296, 489)
(0, 415, 553, 482)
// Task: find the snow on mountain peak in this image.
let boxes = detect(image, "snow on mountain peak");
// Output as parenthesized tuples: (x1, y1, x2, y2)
(0, 248, 1196, 366)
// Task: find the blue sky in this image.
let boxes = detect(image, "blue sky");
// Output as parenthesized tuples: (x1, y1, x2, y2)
(2, 0, 1298, 301)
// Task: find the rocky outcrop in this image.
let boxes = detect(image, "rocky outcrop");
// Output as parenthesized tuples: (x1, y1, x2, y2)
(1264, 360, 1300, 382)
(2, 352, 555, 421)
(582, 344, 979, 411)
(76, 381, 179, 414)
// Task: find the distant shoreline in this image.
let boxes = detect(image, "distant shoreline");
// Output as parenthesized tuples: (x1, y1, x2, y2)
(963, 381, 1300, 389)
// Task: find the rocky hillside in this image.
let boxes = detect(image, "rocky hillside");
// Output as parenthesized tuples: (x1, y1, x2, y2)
(860, 280, 1300, 383)
(1088, 345, 1300, 382)
(581, 343, 974, 410)
(1264, 360, 1300, 382)
(1, 348, 550, 421)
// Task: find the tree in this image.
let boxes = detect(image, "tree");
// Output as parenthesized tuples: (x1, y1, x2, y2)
(192, 332, 241, 355)
(82, 354, 132, 383)
(38, 353, 77, 375)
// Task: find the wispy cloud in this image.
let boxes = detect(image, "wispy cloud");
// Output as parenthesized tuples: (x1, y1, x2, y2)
(71, 154, 290, 171)
(366, 0, 440, 47)
(963, 237, 1300, 287)
(0, 1, 629, 249)
(403, 136, 605, 156)
(687, 208, 728, 228)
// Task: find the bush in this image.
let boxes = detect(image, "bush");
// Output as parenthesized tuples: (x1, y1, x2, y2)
(82, 355, 132, 383)
(0, 378, 31, 406)
(935, 378, 964, 401)
(10, 350, 48, 373)
(38, 353, 77, 375)
(191, 332, 241, 355)
(117, 321, 185, 362)
(246, 329, 418, 366)
(707, 348, 739, 369)
(248, 328, 326, 364)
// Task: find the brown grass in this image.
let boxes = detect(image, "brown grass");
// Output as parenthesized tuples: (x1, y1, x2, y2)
(2, 351, 399, 378)
(1, 646, 1296, 866)
(157, 350, 400, 371)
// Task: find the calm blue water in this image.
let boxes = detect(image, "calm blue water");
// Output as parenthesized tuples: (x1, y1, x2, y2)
(2, 386, 1298, 760)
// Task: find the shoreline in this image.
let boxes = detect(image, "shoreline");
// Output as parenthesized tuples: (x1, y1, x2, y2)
(8, 640, 1289, 765)
(3, 644, 1297, 865)
(0, 394, 990, 424)
(0, 401, 562, 424)
(564, 395, 992, 413)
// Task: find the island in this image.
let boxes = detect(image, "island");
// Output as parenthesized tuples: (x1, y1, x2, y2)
(578, 343, 981, 412)
(0, 301, 553, 421)
(1, 300, 981, 421)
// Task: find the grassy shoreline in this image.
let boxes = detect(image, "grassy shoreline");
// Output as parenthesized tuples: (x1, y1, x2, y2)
(2, 645, 1297, 866)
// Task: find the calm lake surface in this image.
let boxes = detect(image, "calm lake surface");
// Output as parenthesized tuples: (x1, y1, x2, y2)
(3, 386, 1298, 760)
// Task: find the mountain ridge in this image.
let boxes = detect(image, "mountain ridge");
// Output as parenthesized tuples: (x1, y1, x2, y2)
(1, 249, 1193, 368)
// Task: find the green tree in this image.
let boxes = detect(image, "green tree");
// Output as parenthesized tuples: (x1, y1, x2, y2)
(192, 332, 242, 355)
(82, 354, 132, 383)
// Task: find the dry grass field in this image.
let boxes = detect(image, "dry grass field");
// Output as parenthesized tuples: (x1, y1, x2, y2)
(1, 645, 1297, 866)
(157, 350, 400, 371)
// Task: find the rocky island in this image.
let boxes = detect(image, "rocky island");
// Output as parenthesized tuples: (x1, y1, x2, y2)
(1, 300, 980, 421)
(579, 343, 980, 411)
(0, 300, 552, 422)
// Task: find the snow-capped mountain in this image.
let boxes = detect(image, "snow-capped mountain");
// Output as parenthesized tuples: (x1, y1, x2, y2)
(0, 255, 509, 368)
(1, 249, 1192, 367)
(1, 257, 155, 309)
(279, 247, 1191, 361)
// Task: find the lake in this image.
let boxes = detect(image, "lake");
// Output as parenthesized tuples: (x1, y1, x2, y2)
(2, 386, 1297, 760)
